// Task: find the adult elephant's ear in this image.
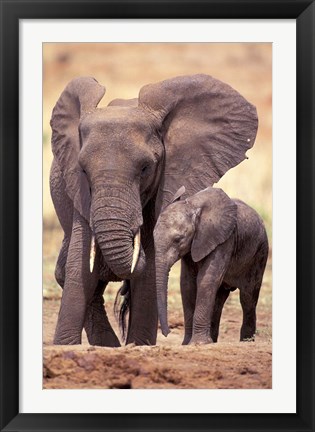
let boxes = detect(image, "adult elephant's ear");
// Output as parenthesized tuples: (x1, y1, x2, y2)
(50, 77, 105, 221)
(139, 74, 258, 214)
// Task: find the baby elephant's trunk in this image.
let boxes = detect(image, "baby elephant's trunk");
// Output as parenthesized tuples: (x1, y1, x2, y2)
(155, 258, 171, 337)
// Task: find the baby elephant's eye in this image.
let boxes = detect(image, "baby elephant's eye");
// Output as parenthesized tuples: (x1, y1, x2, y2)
(174, 235, 181, 243)
(81, 168, 89, 178)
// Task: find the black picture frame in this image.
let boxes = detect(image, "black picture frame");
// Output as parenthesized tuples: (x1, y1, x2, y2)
(1, 1, 314, 431)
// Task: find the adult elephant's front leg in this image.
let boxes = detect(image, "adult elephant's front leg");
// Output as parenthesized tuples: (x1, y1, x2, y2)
(84, 280, 120, 347)
(126, 240, 158, 345)
(54, 210, 97, 345)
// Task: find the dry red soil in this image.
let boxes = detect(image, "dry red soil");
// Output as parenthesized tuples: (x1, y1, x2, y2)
(43, 270, 272, 390)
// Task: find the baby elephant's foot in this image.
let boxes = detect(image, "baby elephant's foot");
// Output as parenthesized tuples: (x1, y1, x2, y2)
(189, 334, 214, 345)
(240, 334, 255, 342)
(182, 336, 191, 345)
(240, 326, 256, 342)
(182, 330, 192, 345)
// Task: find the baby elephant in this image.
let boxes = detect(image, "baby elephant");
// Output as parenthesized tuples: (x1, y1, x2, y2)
(153, 186, 269, 345)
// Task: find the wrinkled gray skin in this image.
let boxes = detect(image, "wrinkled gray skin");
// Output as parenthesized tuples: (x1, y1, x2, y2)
(154, 187, 268, 345)
(50, 74, 258, 346)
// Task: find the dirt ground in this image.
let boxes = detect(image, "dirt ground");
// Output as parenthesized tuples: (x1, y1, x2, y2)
(43, 227, 272, 389)
(43, 275, 272, 389)
(43, 43, 272, 390)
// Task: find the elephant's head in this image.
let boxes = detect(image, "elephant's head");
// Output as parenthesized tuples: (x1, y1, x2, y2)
(153, 186, 237, 336)
(51, 75, 257, 280)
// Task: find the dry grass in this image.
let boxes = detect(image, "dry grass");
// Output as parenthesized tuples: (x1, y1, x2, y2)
(43, 43, 272, 225)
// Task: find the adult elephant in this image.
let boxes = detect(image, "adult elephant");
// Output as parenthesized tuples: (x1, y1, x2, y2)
(50, 74, 258, 346)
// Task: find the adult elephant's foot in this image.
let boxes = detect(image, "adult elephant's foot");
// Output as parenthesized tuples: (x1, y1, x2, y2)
(84, 303, 120, 347)
(85, 323, 121, 347)
(126, 326, 156, 346)
(84, 281, 121, 347)
(53, 295, 83, 345)
(53, 333, 82, 345)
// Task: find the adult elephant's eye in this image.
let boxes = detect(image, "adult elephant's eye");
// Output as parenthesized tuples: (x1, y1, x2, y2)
(81, 169, 91, 190)
(141, 165, 149, 177)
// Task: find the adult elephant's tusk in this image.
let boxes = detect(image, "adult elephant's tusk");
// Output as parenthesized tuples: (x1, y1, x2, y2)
(131, 229, 141, 274)
(90, 234, 96, 273)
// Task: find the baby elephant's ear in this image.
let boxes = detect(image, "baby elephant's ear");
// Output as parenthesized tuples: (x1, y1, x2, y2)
(190, 188, 237, 262)
(171, 186, 186, 204)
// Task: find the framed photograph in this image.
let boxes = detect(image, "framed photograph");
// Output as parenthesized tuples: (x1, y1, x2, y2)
(1, 1, 314, 431)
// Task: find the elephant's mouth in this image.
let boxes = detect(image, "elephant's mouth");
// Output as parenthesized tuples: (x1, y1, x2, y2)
(90, 228, 143, 276)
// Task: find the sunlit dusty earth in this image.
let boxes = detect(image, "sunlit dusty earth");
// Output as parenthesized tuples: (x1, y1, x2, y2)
(43, 229, 272, 390)
(43, 43, 272, 390)
(43, 281, 272, 389)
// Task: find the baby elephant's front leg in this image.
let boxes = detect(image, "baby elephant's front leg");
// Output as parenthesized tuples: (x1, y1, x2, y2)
(190, 282, 218, 344)
(189, 242, 233, 345)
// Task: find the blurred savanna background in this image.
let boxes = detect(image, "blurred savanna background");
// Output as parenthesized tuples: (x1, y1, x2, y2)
(43, 43, 272, 389)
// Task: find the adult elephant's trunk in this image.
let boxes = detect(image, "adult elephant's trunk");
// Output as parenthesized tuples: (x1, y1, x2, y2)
(91, 189, 145, 279)
(155, 255, 171, 337)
